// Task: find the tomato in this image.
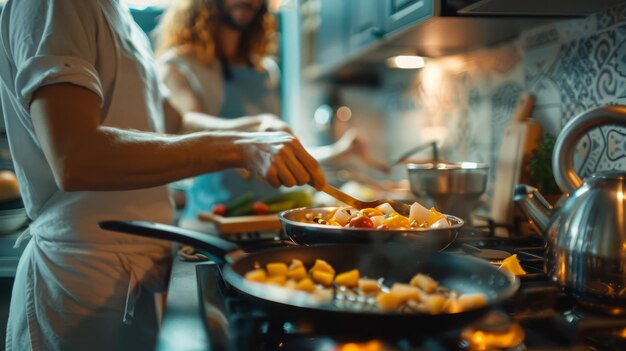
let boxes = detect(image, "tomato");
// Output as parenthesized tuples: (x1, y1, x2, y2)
(348, 215, 374, 228)
(252, 201, 269, 215)
(212, 203, 227, 216)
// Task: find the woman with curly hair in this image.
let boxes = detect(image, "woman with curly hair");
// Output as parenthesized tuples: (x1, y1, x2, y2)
(156, 0, 276, 76)
(155, 0, 387, 220)
(155, 0, 290, 220)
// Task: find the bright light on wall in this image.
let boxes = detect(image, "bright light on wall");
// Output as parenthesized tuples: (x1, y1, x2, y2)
(336, 106, 352, 122)
(314, 104, 332, 127)
(386, 55, 426, 69)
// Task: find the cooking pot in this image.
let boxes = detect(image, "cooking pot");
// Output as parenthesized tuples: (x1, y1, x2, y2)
(407, 162, 489, 222)
(514, 105, 626, 314)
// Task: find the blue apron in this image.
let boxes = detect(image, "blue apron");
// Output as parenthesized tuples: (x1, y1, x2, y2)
(182, 66, 281, 219)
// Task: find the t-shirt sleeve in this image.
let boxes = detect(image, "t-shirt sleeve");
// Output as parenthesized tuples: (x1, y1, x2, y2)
(8, 0, 104, 110)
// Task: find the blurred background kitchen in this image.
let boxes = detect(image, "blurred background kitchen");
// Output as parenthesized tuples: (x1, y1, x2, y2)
(2, 0, 626, 346)
(111, 0, 626, 201)
(138, 0, 624, 219)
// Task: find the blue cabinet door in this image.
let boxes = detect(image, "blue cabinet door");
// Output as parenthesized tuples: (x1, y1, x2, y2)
(384, 0, 433, 34)
(315, 0, 349, 67)
(348, 0, 385, 52)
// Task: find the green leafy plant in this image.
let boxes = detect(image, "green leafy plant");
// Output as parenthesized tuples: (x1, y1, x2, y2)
(529, 133, 561, 195)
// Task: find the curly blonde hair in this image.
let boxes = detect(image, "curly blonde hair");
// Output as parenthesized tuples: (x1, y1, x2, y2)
(154, 0, 276, 68)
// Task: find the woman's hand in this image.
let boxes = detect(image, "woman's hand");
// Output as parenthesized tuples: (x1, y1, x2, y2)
(236, 131, 326, 189)
(307, 129, 390, 173)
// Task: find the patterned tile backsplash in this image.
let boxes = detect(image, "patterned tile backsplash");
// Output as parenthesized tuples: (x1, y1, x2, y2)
(336, 2, 626, 196)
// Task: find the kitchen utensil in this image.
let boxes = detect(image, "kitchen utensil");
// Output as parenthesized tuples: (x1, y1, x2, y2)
(406, 162, 489, 222)
(98, 220, 518, 332)
(321, 184, 411, 215)
(490, 94, 540, 233)
(196, 212, 281, 234)
(390, 141, 441, 167)
(0, 207, 27, 235)
(0, 197, 23, 211)
(278, 206, 462, 250)
(0, 197, 27, 235)
(514, 105, 626, 313)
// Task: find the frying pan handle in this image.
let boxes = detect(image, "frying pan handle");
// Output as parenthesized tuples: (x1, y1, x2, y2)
(98, 220, 239, 263)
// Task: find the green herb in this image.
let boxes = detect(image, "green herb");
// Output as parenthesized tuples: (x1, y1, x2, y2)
(529, 133, 561, 195)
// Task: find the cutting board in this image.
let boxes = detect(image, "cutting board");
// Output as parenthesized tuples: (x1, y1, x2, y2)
(490, 95, 542, 235)
(197, 212, 281, 234)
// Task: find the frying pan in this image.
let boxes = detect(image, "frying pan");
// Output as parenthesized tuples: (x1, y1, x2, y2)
(279, 207, 462, 251)
(99, 220, 518, 334)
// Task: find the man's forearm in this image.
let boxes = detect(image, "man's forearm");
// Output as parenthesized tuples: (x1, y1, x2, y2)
(180, 112, 263, 133)
(30, 83, 325, 193)
(58, 127, 245, 191)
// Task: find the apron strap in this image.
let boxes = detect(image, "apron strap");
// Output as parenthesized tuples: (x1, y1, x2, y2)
(118, 254, 142, 325)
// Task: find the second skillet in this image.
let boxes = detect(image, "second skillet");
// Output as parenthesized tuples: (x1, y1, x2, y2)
(278, 206, 462, 251)
(99, 220, 518, 334)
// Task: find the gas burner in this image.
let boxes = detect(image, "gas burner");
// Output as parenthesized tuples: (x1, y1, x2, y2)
(477, 249, 511, 260)
(560, 305, 626, 351)
(459, 243, 512, 263)
(565, 304, 626, 323)
(585, 328, 626, 351)
(459, 312, 525, 351)
(280, 337, 398, 351)
(473, 248, 511, 262)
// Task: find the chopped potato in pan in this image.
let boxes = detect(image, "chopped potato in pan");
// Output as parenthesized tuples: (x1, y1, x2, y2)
(244, 259, 487, 314)
(335, 269, 359, 288)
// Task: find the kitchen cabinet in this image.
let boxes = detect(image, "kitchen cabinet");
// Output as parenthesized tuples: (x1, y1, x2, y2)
(314, 0, 349, 68)
(310, 0, 438, 80)
(307, 0, 566, 82)
(384, 0, 433, 34)
(317, 0, 432, 65)
(348, 0, 384, 52)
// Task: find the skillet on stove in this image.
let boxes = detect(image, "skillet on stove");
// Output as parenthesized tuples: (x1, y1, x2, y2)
(99, 220, 519, 333)
(278, 206, 462, 251)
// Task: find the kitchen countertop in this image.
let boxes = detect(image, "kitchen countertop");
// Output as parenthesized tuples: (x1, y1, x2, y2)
(158, 247, 212, 351)
(157, 219, 218, 351)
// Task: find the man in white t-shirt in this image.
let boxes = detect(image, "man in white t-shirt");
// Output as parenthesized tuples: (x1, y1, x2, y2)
(0, 1, 325, 350)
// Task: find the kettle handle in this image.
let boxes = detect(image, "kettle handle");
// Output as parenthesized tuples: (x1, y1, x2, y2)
(554, 105, 626, 193)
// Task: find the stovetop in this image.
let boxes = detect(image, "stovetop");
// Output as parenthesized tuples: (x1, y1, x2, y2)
(194, 227, 626, 351)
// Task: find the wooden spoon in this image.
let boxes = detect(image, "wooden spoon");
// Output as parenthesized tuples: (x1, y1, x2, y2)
(321, 184, 410, 215)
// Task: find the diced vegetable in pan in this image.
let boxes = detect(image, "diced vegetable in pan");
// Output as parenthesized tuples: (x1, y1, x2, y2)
(266, 263, 288, 277)
(244, 259, 486, 314)
(307, 201, 451, 230)
(335, 269, 359, 288)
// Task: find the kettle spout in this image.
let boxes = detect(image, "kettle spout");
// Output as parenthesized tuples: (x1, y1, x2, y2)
(513, 184, 552, 235)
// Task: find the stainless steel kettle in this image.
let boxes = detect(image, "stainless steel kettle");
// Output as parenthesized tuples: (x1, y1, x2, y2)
(514, 105, 626, 314)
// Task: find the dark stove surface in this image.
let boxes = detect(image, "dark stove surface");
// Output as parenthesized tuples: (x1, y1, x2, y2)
(195, 227, 626, 351)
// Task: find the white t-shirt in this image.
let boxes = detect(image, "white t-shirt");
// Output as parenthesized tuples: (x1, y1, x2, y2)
(0, 0, 172, 245)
